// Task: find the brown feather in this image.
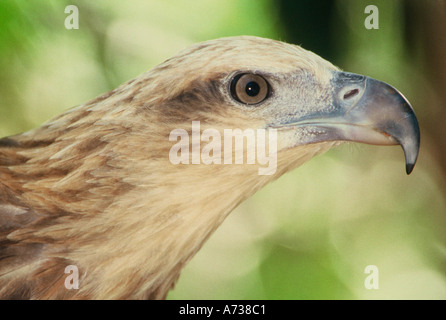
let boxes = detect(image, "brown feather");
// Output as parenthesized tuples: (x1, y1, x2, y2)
(0, 36, 338, 299)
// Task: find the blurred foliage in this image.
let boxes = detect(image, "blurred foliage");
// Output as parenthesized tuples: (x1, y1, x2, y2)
(0, 0, 445, 299)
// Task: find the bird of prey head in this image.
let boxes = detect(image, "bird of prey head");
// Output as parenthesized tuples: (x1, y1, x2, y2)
(0, 36, 419, 299)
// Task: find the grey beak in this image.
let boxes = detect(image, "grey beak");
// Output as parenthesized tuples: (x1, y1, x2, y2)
(278, 72, 420, 174)
(348, 75, 420, 174)
(332, 73, 420, 174)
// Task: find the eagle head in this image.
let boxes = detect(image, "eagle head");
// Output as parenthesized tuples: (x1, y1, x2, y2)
(0, 36, 420, 299)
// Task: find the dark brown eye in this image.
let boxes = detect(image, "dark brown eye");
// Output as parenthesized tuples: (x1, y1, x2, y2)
(230, 73, 269, 105)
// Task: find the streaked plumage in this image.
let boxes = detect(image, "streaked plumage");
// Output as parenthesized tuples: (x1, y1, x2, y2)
(0, 36, 419, 299)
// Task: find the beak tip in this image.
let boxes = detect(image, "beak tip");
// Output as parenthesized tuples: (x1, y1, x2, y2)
(406, 162, 415, 175)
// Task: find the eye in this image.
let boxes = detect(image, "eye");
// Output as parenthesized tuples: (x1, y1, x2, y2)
(230, 73, 269, 105)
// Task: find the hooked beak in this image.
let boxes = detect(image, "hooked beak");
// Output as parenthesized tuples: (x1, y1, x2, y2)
(275, 72, 420, 174)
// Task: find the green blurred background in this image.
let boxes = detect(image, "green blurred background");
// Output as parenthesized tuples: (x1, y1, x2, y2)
(0, 0, 445, 299)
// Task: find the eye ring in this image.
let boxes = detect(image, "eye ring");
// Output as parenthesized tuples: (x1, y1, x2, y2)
(230, 73, 270, 105)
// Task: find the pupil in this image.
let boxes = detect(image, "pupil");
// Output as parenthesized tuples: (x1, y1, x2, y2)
(245, 81, 260, 96)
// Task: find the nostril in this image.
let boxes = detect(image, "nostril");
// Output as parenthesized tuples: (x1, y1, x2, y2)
(343, 88, 359, 100)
